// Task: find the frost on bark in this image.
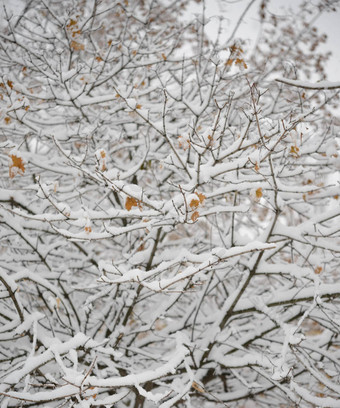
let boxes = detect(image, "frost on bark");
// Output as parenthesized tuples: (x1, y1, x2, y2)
(0, 0, 340, 407)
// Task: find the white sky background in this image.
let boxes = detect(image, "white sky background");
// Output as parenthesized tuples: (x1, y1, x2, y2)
(0, 0, 339, 80)
(187, 0, 340, 81)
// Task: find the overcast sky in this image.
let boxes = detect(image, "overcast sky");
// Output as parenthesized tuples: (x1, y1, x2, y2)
(188, 0, 340, 81)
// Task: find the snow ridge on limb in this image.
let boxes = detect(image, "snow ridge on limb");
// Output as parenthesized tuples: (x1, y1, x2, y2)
(276, 77, 340, 90)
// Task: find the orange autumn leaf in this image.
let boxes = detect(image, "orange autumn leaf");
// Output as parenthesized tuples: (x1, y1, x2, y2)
(314, 266, 322, 275)
(71, 30, 81, 38)
(191, 211, 199, 222)
(70, 40, 84, 51)
(256, 187, 263, 199)
(189, 198, 200, 209)
(4, 117, 11, 125)
(230, 44, 243, 54)
(67, 19, 77, 27)
(192, 381, 205, 393)
(85, 226, 92, 234)
(235, 58, 248, 69)
(9, 154, 25, 178)
(125, 196, 138, 211)
(290, 145, 300, 158)
(197, 192, 206, 204)
(137, 243, 145, 252)
(190, 193, 205, 211)
(178, 135, 190, 150)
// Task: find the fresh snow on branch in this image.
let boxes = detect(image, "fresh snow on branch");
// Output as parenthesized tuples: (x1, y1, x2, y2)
(0, 0, 339, 407)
